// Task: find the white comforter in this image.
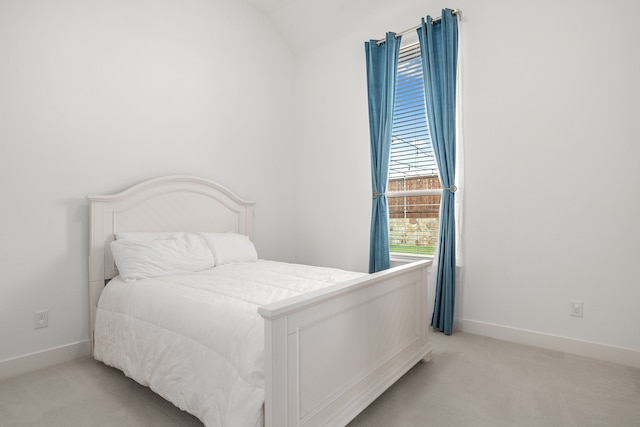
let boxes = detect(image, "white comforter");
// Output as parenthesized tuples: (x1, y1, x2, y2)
(93, 260, 364, 427)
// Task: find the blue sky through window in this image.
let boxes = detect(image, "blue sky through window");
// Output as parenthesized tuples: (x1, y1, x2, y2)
(389, 44, 438, 180)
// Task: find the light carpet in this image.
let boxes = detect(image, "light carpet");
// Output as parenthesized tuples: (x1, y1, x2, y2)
(1, 332, 638, 426)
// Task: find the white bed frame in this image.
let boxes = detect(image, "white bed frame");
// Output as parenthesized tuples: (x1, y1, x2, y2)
(88, 175, 432, 427)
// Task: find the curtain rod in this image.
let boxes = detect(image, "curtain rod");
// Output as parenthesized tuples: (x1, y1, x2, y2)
(375, 9, 460, 45)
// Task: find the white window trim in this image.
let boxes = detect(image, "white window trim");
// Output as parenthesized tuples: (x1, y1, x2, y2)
(390, 252, 433, 264)
(388, 188, 442, 198)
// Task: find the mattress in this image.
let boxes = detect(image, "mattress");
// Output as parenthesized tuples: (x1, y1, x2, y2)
(93, 260, 365, 427)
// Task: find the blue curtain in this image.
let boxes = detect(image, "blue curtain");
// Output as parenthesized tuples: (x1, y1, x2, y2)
(364, 33, 401, 273)
(417, 10, 458, 334)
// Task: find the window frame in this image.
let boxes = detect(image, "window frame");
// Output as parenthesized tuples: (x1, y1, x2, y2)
(388, 39, 442, 261)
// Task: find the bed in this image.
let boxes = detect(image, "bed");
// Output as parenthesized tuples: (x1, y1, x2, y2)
(88, 175, 433, 427)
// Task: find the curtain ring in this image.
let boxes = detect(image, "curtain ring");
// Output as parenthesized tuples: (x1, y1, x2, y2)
(447, 185, 457, 193)
(372, 192, 385, 199)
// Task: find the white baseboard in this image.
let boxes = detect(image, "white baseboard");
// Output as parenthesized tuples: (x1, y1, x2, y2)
(456, 319, 640, 369)
(0, 341, 91, 381)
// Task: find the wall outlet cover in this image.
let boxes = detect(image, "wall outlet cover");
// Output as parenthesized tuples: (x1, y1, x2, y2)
(34, 310, 49, 329)
(570, 301, 583, 318)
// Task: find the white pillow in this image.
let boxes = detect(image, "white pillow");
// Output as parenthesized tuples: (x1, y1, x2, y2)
(111, 233, 215, 282)
(200, 232, 258, 266)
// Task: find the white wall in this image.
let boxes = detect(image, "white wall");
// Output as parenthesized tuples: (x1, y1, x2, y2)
(292, 0, 640, 354)
(2, 0, 639, 368)
(459, 0, 640, 353)
(0, 0, 295, 362)
(290, 1, 434, 271)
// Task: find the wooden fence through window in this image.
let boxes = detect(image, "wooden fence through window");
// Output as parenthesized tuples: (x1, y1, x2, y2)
(388, 175, 441, 219)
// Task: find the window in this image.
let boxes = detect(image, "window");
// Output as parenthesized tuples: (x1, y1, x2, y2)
(388, 41, 441, 257)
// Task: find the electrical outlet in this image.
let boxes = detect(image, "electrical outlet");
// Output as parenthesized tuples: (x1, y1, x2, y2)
(34, 310, 49, 329)
(570, 301, 583, 318)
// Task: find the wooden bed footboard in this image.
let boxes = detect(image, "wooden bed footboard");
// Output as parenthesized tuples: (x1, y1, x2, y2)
(259, 259, 432, 427)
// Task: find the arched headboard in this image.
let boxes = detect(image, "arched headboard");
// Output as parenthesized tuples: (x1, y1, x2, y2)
(87, 175, 255, 349)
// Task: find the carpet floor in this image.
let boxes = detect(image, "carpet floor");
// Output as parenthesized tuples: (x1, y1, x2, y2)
(1, 332, 638, 426)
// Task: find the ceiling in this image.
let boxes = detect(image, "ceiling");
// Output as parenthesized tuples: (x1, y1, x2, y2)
(242, 0, 295, 14)
(241, 0, 392, 54)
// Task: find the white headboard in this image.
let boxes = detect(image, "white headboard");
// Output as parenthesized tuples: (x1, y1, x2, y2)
(87, 175, 255, 350)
